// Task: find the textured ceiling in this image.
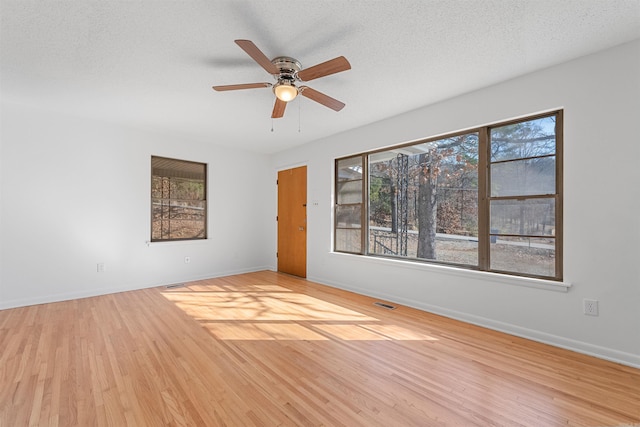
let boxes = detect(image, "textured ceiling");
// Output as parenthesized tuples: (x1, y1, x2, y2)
(2, 0, 639, 153)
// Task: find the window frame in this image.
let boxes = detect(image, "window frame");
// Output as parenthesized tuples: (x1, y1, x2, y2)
(151, 156, 208, 242)
(334, 155, 367, 254)
(334, 110, 563, 281)
(486, 112, 563, 279)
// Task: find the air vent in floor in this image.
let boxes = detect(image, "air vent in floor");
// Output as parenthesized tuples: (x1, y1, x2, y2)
(373, 302, 397, 310)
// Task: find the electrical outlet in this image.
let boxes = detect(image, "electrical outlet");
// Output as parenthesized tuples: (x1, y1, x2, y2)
(184, 256, 191, 264)
(583, 299, 599, 316)
(97, 262, 105, 273)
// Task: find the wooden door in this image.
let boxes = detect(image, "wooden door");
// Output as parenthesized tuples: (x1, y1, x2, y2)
(277, 166, 307, 277)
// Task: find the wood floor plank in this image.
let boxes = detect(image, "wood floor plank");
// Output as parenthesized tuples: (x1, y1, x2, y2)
(1, 271, 639, 426)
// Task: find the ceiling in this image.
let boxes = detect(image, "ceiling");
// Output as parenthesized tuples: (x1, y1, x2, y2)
(2, 1, 639, 154)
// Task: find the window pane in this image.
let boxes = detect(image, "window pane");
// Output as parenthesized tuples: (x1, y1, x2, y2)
(490, 198, 555, 236)
(152, 199, 206, 240)
(337, 181, 362, 204)
(488, 114, 559, 279)
(335, 156, 363, 254)
(369, 228, 401, 256)
(491, 157, 555, 197)
(152, 218, 206, 241)
(336, 205, 361, 228)
(490, 236, 555, 277)
(491, 116, 556, 162)
(172, 178, 205, 200)
(337, 157, 363, 181)
(151, 156, 206, 241)
(152, 157, 206, 180)
(151, 176, 165, 199)
(335, 229, 361, 253)
(368, 133, 478, 265)
(433, 237, 478, 265)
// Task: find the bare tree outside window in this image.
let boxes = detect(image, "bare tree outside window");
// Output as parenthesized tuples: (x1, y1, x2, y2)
(368, 133, 479, 266)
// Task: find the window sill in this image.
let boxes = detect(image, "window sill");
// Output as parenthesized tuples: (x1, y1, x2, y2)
(331, 252, 571, 293)
(146, 239, 210, 247)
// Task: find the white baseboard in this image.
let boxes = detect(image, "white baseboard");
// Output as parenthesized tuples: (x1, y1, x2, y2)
(0, 266, 271, 310)
(308, 275, 640, 369)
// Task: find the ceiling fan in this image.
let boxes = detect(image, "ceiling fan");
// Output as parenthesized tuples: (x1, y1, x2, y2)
(212, 40, 351, 118)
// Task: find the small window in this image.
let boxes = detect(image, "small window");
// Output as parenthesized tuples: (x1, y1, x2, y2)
(151, 156, 207, 241)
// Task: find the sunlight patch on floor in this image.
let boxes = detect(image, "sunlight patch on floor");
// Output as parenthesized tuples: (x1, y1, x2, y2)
(205, 322, 329, 341)
(161, 282, 438, 342)
(312, 324, 391, 341)
(162, 290, 376, 322)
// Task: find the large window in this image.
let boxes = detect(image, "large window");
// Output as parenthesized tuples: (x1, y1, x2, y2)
(334, 111, 562, 280)
(151, 156, 207, 241)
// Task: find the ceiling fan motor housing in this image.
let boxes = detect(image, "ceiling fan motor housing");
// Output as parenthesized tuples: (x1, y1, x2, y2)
(271, 56, 302, 81)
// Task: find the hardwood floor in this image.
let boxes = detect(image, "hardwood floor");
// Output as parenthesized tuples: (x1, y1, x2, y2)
(1, 271, 639, 426)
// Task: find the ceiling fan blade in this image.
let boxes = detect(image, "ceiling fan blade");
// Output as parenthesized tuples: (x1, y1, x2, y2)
(235, 39, 279, 75)
(212, 82, 272, 91)
(272, 98, 287, 118)
(297, 56, 351, 82)
(299, 86, 345, 111)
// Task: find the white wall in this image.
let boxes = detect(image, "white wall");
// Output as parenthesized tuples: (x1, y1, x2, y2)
(271, 40, 640, 367)
(1, 40, 638, 368)
(0, 102, 272, 309)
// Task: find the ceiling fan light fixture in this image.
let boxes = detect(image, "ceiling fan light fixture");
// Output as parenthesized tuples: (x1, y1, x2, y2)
(274, 81, 298, 102)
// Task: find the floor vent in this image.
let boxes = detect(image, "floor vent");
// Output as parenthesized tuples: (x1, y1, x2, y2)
(373, 302, 397, 310)
(165, 283, 185, 289)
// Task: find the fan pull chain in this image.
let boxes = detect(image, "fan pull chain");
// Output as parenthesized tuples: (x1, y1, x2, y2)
(298, 97, 301, 133)
(271, 118, 274, 132)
